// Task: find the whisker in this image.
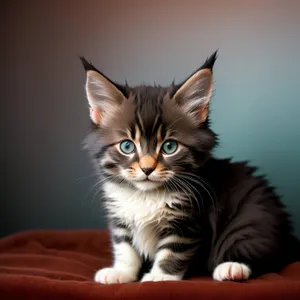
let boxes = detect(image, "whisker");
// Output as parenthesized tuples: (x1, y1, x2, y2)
(75, 172, 103, 183)
(176, 171, 219, 211)
(83, 173, 126, 206)
(163, 180, 187, 221)
(171, 176, 202, 216)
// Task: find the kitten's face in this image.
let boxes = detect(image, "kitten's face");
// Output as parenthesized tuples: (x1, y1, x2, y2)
(81, 52, 218, 191)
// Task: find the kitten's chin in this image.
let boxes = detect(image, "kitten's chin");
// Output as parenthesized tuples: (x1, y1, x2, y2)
(132, 180, 163, 191)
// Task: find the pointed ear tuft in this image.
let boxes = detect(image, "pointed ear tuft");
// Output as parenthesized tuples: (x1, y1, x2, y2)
(200, 50, 218, 71)
(79, 56, 97, 72)
(171, 51, 218, 125)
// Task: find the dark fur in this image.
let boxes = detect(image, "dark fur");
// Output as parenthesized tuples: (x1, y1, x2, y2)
(81, 52, 299, 280)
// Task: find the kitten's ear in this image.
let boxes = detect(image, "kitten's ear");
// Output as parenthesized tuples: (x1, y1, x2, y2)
(172, 51, 217, 125)
(80, 56, 126, 126)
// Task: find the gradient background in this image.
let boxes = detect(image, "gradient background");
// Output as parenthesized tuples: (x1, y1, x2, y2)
(2, 0, 300, 238)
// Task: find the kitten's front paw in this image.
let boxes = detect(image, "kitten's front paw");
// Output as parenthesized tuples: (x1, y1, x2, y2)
(141, 272, 181, 282)
(94, 267, 137, 284)
(213, 262, 251, 281)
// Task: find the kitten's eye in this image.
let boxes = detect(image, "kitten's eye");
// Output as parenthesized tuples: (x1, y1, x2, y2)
(120, 140, 135, 154)
(161, 140, 178, 155)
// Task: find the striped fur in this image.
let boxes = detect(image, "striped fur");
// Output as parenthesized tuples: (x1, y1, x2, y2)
(81, 52, 299, 284)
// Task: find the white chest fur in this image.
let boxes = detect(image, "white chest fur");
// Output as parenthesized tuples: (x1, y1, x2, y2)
(103, 182, 185, 259)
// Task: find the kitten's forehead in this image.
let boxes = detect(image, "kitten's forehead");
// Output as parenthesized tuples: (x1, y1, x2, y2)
(131, 86, 169, 139)
(129, 86, 198, 151)
(101, 85, 197, 148)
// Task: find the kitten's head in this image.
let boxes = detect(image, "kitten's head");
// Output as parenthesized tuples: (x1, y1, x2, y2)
(81, 52, 218, 191)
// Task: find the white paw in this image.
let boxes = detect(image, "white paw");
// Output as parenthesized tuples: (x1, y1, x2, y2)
(141, 273, 181, 282)
(213, 262, 251, 281)
(94, 267, 137, 284)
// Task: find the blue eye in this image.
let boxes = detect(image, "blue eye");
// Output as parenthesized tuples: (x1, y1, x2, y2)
(162, 140, 178, 154)
(120, 140, 135, 154)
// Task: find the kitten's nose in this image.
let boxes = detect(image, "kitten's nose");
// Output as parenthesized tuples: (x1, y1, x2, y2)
(141, 167, 155, 176)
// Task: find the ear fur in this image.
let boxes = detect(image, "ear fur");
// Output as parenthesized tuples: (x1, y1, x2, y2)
(172, 51, 217, 124)
(80, 57, 126, 125)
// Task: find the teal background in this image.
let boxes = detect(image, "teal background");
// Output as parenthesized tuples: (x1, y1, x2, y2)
(2, 0, 300, 237)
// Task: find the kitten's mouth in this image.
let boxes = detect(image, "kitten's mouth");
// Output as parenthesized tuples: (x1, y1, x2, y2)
(141, 177, 164, 183)
(143, 179, 153, 183)
(132, 178, 163, 191)
(138, 179, 155, 183)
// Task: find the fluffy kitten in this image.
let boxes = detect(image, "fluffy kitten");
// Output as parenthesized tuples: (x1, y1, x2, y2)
(80, 52, 299, 284)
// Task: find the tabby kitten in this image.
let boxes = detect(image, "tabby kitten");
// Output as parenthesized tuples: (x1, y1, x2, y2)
(80, 52, 299, 284)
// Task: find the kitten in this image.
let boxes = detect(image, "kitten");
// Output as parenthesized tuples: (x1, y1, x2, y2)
(80, 52, 299, 284)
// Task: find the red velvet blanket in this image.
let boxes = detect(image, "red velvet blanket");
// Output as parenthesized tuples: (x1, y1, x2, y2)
(0, 229, 299, 299)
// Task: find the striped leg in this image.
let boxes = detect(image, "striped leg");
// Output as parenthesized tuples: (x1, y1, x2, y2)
(94, 227, 142, 284)
(141, 235, 199, 282)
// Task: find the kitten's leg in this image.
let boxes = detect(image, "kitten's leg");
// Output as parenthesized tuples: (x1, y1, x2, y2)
(94, 227, 142, 284)
(141, 235, 198, 282)
(210, 230, 271, 281)
(210, 238, 253, 282)
(209, 221, 282, 281)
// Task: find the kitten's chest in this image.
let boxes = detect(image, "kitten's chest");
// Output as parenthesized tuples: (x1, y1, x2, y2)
(103, 182, 184, 259)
